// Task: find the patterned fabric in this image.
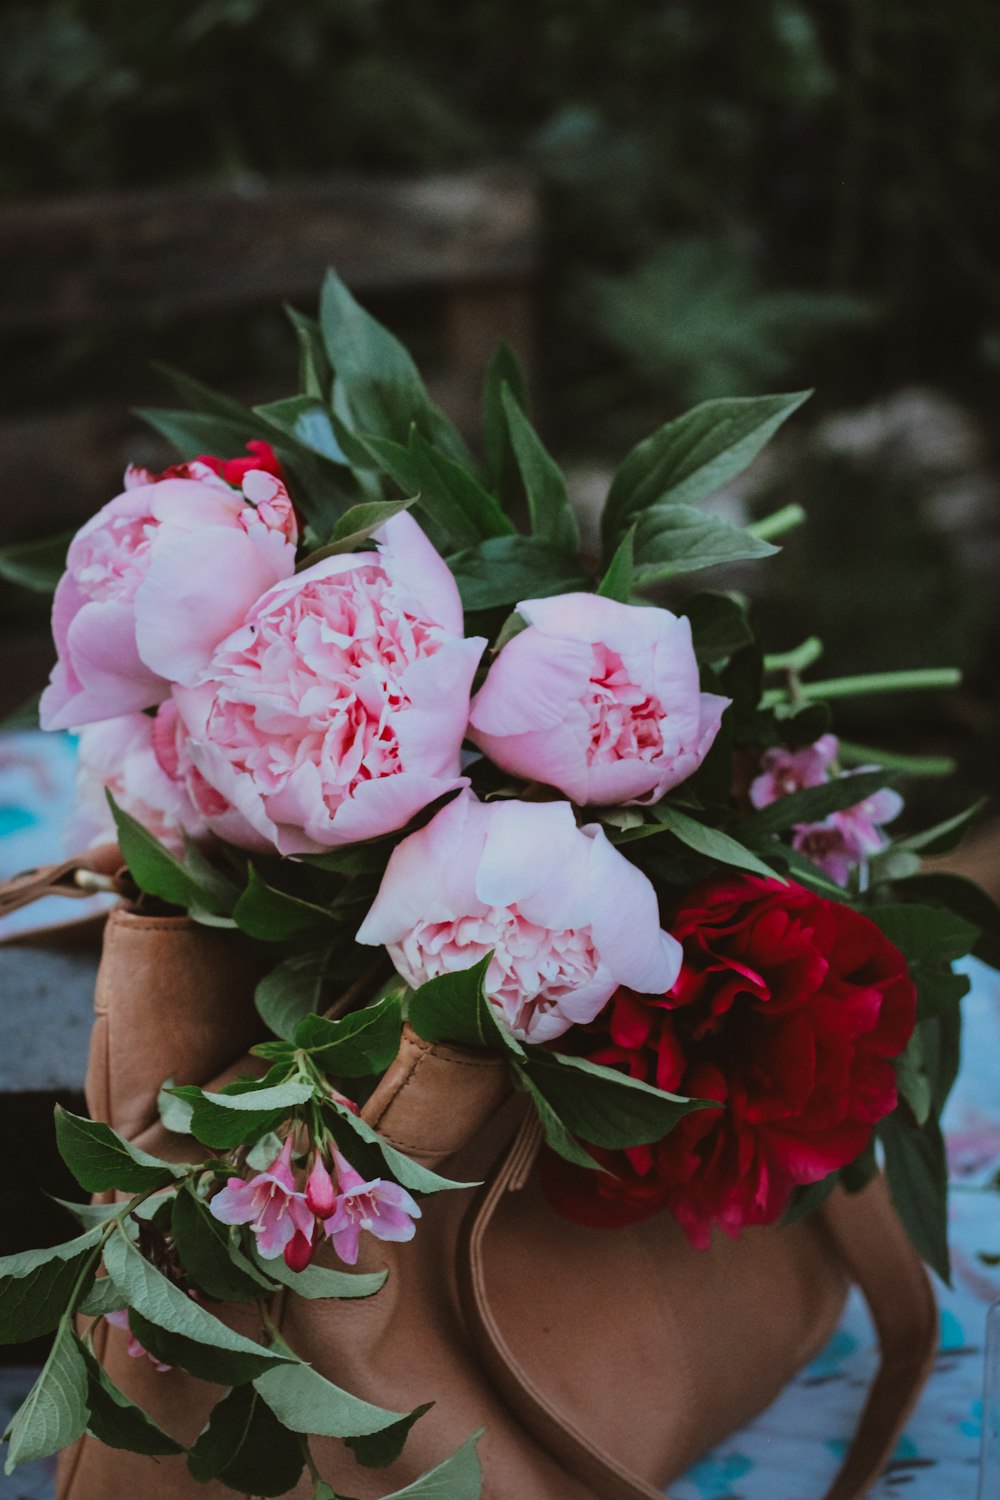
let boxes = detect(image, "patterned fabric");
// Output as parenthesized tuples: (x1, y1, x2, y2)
(0, 730, 995, 1498)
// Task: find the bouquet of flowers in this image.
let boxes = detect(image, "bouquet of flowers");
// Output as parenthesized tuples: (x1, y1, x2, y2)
(2, 272, 997, 1499)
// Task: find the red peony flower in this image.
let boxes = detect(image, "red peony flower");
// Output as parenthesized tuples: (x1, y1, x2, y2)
(542, 876, 916, 1247)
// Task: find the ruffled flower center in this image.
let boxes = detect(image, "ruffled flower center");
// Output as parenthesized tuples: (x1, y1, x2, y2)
(394, 905, 600, 1035)
(205, 564, 446, 817)
(73, 514, 157, 603)
(584, 645, 664, 765)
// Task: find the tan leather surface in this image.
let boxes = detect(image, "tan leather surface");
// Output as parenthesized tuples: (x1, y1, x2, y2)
(52, 913, 938, 1500)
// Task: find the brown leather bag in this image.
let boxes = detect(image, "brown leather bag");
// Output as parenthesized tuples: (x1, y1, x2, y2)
(4, 892, 938, 1500)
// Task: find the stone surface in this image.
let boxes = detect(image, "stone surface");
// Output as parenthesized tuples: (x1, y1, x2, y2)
(0, 945, 97, 1093)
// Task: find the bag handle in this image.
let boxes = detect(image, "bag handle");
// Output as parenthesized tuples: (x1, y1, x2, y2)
(0, 845, 124, 922)
(459, 1113, 938, 1500)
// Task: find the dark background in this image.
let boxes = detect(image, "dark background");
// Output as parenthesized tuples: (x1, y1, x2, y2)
(1, 0, 998, 813)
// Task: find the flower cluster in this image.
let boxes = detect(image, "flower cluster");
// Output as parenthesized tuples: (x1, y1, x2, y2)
(209, 1137, 420, 1271)
(750, 734, 903, 885)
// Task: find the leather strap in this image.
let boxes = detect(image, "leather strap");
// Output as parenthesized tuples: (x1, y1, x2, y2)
(0, 844, 125, 920)
(460, 1115, 939, 1500)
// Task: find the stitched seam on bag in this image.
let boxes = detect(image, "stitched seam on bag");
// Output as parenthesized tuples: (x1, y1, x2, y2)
(372, 1046, 506, 1154)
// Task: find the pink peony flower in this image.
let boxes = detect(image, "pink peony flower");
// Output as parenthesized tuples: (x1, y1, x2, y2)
(467, 594, 729, 806)
(175, 513, 486, 855)
(749, 734, 839, 808)
(40, 465, 298, 731)
(66, 709, 211, 856)
(105, 1309, 171, 1372)
(209, 1138, 315, 1263)
(356, 790, 682, 1043)
(322, 1150, 421, 1266)
(128, 440, 287, 491)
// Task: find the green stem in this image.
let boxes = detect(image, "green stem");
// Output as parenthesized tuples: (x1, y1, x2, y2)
(763, 667, 962, 705)
(837, 740, 957, 777)
(748, 503, 806, 542)
(763, 636, 824, 673)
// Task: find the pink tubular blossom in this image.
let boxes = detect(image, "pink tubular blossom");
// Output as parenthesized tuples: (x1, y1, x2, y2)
(40, 466, 297, 731)
(468, 593, 729, 805)
(209, 1138, 314, 1261)
(105, 1309, 171, 1371)
(322, 1151, 421, 1266)
(356, 790, 682, 1043)
(749, 734, 839, 808)
(175, 513, 486, 854)
(304, 1155, 337, 1217)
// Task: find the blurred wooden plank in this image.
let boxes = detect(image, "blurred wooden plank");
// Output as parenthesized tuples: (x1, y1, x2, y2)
(0, 169, 538, 332)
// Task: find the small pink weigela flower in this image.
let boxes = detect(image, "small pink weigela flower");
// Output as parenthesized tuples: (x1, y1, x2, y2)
(175, 513, 486, 854)
(356, 790, 682, 1043)
(209, 1138, 315, 1268)
(467, 594, 730, 805)
(322, 1151, 421, 1266)
(105, 1309, 171, 1371)
(40, 464, 298, 731)
(749, 735, 838, 808)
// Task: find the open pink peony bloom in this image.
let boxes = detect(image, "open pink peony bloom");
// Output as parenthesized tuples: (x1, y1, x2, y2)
(356, 791, 682, 1042)
(175, 513, 486, 855)
(105, 1309, 171, 1372)
(209, 1138, 315, 1262)
(467, 594, 730, 806)
(322, 1150, 421, 1266)
(40, 465, 297, 730)
(749, 734, 839, 808)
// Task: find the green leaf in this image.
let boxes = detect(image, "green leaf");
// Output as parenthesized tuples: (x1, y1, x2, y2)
(248, 1244, 386, 1301)
(157, 1077, 194, 1136)
(171, 1187, 272, 1302)
(407, 955, 523, 1056)
(521, 1051, 713, 1149)
(254, 1361, 417, 1440)
(893, 872, 1000, 970)
(234, 867, 334, 943)
(484, 342, 529, 507)
(0, 531, 72, 594)
(769, 845, 847, 898)
(896, 798, 988, 856)
(3, 1323, 89, 1473)
(378, 1431, 483, 1499)
(893, 1030, 933, 1126)
(174, 1079, 313, 1150)
(151, 362, 259, 425)
(500, 386, 579, 553)
(0, 1228, 102, 1344)
(602, 391, 811, 554)
(253, 396, 347, 465)
(407, 428, 516, 542)
(135, 406, 260, 461)
(294, 995, 404, 1077)
(913, 964, 971, 1024)
(107, 794, 225, 914)
(79, 1342, 182, 1456)
(651, 806, 781, 882)
(879, 1113, 951, 1283)
(327, 1102, 477, 1196)
(449, 536, 588, 611)
(736, 770, 898, 844)
(868, 904, 979, 964)
(320, 271, 471, 468)
(596, 525, 635, 602)
(78, 1277, 127, 1319)
(781, 1170, 840, 1226)
(631, 504, 778, 583)
(515, 1072, 605, 1171)
(187, 1385, 305, 1495)
(54, 1108, 187, 1194)
(103, 1228, 291, 1376)
(303, 499, 416, 564)
(347, 1403, 433, 1469)
(256, 950, 331, 1040)
(679, 592, 753, 664)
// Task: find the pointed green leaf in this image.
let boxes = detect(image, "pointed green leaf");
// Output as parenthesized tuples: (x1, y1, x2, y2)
(79, 1342, 182, 1456)
(895, 798, 988, 856)
(253, 397, 347, 464)
(256, 950, 331, 1041)
(867, 904, 979, 964)
(649, 806, 780, 882)
(596, 525, 635, 602)
(879, 1113, 951, 1283)
(449, 536, 588, 611)
(150, 363, 258, 425)
(3, 1323, 89, 1472)
(347, 1403, 433, 1469)
(407, 956, 522, 1056)
(0, 1228, 102, 1344)
(157, 1077, 194, 1136)
(253, 1360, 414, 1439)
(294, 995, 404, 1077)
(735, 770, 898, 844)
(521, 1051, 713, 1150)
(484, 341, 529, 506)
(500, 386, 579, 553)
(893, 872, 1000, 971)
(107, 793, 226, 914)
(602, 391, 810, 554)
(378, 1431, 483, 1498)
(299, 499, 415, 566)
(55, 1108, 187, 1194)
(679, 592, 753, 664)
(514, 1071, 605, 1171)
(631, 503, 778, 582)
(0, 531, 72, 595)
(285, 306, 333, 402)
(173, 1078, 313, 1150)
(327, 1102, 477, 1196)
(233, 867, 334, 942)
(103, 1228, 291, 1376)
(187, 1385, 305, 1494)
(171, 1187, 273, 1302)
(78, 1277, 127, 1319)
(248, 1244, 386, 1301)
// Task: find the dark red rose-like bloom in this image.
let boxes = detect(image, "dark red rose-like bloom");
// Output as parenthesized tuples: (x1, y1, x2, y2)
(144, 441, 286, 487)
(542, 876, 916, 1247)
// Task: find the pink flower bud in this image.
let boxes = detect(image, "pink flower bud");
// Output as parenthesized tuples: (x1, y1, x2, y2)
(305, 1155, 337, 1217)
(283, 1226, 316, 1273)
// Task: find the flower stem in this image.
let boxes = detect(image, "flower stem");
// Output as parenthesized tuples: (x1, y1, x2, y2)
(762, 667, 961, 706)
(763, 636, 824, 673)
(748, 503, 807, 542)
(837, 740, 957, 777)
